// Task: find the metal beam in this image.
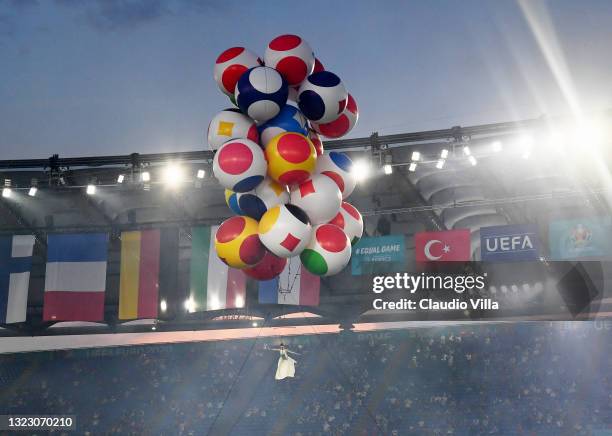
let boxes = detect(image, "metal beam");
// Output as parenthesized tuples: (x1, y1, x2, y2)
(0, 114, 576, 170)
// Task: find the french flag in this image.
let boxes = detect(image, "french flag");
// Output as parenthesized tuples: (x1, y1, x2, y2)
(43, 233, 108, 322)
(258, 256, 320, 306)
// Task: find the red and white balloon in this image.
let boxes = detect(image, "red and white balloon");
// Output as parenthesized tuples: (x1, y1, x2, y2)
(311, 94, 358, 139)
(315, 151, 357, 199)
(328, 201, 363, 245)
(214, 47, 261, 97)
(264, 34, 315, 87)
(289, 174, 342, 225)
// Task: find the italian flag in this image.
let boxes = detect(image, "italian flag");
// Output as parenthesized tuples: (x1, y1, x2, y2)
(190, 226, 246, 311)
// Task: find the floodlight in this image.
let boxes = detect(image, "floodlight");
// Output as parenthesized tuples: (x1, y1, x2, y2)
(352, 159, 371, 182)
(468, 155, 477, 166)
(163, 164, 184, 188)
(383, 164, 393, 175)
(196, 169, 206, 179)
(141, 171, 151, 182)
(440, 149, 449, 159)
(235, 295, 245, 308)
(117, 174, 125, 184)
(408, 162, 417, 172)
(436, 159, 445, 169)
(184, 297, 196, 313)
(411, 151, 420, 161)
(86, 184, 96, 195)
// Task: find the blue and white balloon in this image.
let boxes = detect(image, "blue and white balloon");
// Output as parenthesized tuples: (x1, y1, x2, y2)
(298, 71, 348, 123)
(257, 103, 308, 146)
(235, 66, 288, 124)
(237, 178, 289, 220)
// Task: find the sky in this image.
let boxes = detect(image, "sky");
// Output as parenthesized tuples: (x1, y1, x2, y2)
(0, 0, 611, 159)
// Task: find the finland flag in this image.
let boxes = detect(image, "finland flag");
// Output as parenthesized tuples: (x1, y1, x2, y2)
(0, 235, 35, 324)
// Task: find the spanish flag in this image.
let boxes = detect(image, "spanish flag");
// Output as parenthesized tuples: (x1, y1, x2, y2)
(118, 229, 161, 320)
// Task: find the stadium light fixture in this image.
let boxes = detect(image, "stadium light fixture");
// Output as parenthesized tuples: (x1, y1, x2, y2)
(411, 151, 420, 161)
(160, 299, 167, 313)
(235, 295, 244, 308)
(463, 146, 471, 156)
(86, 184, 96, 195)
(383, 154, 393, 175)
(210, 296, 221, 311)
(492, 140, 503, 152)
(352, 159, 371, 182)
(163, 163, 184, 188)
(436, 159, 445, 169)
(117, 174, 125, 184)
(29, 178, 38, 197)
(2, 179, 11, 198)
(468, 155, 477, 166)
(440, 149, 449, 159)
(252, 321, 258, 327)
(408, 162, 417, 172)
(184, 297, 196, 313)
(141, 171, 151, 182)
(575, 120, 604, 145)
(196, 169, 206, 179)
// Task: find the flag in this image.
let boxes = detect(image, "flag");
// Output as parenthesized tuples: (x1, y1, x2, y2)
(351, 235, 406, 275)
(480, 224, 540, 262)
(190, 226, 246, 311)
(549, 217, 612, 260)
(118, 229, 160, 320)
(43, 233, 108, 321)
(0, 235, 35, 324)
(415, 229, 471, 262)
(258, 256, 320, 306)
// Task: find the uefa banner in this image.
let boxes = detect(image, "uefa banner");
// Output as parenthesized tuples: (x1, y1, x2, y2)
(351, 235, 406, 275)
(480, 224, 540, 262)
(549, 217, 612, 260)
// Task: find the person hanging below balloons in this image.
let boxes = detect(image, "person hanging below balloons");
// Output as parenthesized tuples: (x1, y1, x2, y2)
(265, 343, 300, 380)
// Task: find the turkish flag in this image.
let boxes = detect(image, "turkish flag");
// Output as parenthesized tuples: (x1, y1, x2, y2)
(415, 229, 471, 262)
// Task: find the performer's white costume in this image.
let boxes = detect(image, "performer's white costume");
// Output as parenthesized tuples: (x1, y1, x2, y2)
(275, 348, 296, 380)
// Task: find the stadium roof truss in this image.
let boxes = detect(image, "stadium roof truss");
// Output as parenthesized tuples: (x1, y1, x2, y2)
(1, 111, 611, 336)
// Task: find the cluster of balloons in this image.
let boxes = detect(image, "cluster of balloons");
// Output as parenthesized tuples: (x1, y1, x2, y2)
(209, 34, 363, 280)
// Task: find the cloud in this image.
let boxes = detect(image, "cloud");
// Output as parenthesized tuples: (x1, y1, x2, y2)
(0, 0, 39, 9)
(0, 0, 38, 39)
(0, 14, 16, 37)
(55, 0, 172, 31)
